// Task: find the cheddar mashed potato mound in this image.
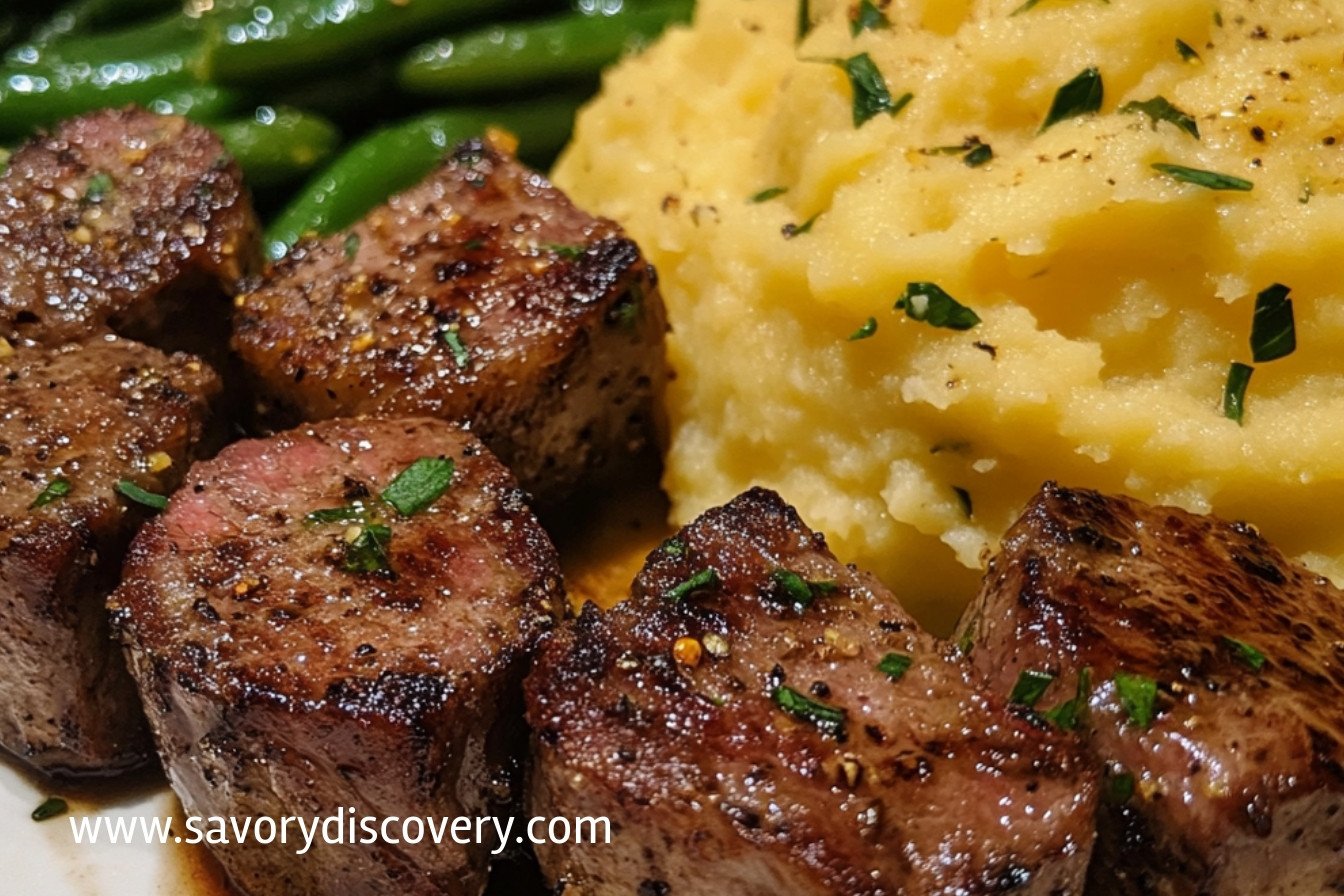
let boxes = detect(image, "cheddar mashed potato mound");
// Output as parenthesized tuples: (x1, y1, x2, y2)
(555, 0, 1344, 626)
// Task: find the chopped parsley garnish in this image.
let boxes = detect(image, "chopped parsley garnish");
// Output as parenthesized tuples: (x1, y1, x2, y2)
(921, 144, 969, 157)
(1175, 38, 1201, 61)
(381, 456, 456, 516)
(921, 139, 992, 167)
(770, 568, 836, 610)
(1249, 282, 1295, 363)
(116, 479, 168, 511)
(659, 536, 686, 558)
(797, 0, 812, 42)
(1222, 362, 1253, 425)
(608, 284, 644, 329)
(782, 213, 819, 239)
(665, 567, 719, 604)
(963, 143, 994, 167)
(848, 317, 878, 341)
(1010, 669, 1055, 707)
(441, 324, 471, 369)
(1220, 635, 1267, 672)
(850, 0, 890, 35)
(1113, 671, 1158, 728)
(31, 797, 68, 822)
(953, 486, 973, 517)
(1119, 96, 1200, 139)
(772, 684, 846, 737)
(1040, 67, 1104, 132)
(306, 459, 453, 576)
(888, 90, 915, 120)
(30, 477, 71, 509)
(303, 504, 368, 525)
(832, 53, 910, 127)
(1041, 667, 1091, 731)
(546, 243, 586, 260)
(749, 186, 788, 203)
(343, 232, 360, 261)
(877, 652, 913, 681)
(1104, 770, 1135, 804)
(84, 172, 113, 203)
(1151, 163, 1253, 191)
(343, 523, 392, 574)
(895, 282, 981, 330)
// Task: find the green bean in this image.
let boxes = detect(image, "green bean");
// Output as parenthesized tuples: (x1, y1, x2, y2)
(6, 7, 196, 67)
(399, 0, 692, 95)
(0, 15, 206, 138)
(213, 106, 341, 190)
(146, 83, 250, 122)
(264, 94, 582, 260)
(201, 0, 531, 85)
(23, 0, 181, 50)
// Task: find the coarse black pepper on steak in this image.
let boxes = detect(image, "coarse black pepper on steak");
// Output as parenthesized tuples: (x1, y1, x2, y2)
(957, 483, 1344, 896)
(110, 417, 565, 896)
(0, 336, 220, 775)
(526, 487, 1098, 896)
(0, 106, 259, 353)
(231, 138, 666, 504)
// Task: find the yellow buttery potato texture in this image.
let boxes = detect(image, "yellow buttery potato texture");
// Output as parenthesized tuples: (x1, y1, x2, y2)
(555, 0, 1344, 628)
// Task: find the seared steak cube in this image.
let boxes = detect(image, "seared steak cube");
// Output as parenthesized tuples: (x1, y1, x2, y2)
(0, 106, 258, 352)
(232, 138, 666, 503)
(110, 418, 564, 896)
(958, 483, 1344, 895)
(0, 336, 219, 774)
(527, 487, 1097, 896)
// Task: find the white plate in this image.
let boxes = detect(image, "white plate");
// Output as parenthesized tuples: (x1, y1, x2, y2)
(1, 759, 228, 895)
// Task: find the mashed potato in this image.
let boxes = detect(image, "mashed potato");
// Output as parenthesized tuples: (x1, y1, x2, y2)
(555, 0, 1344, 628)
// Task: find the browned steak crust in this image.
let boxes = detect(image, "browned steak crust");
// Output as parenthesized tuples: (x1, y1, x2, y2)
(526, 487, 1097, 896)
(110, 417, 565, 896)
(0, 106, 258, 351)
(958, 483, 1344, 896)
(0, 337, 220, 775)
(232, 139, 666, 503)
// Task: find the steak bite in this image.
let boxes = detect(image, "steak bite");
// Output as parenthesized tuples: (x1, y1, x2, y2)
(0, 336, 220, 775)
(232, 138, 666, 503)
(958, 483, 1344, 896)
(0, 106, 259, 351)
(110, 418, 564, 896)
(526, 487, 1097, 896)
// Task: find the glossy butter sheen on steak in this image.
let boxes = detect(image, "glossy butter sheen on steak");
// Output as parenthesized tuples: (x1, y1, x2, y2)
(527, 488, 1097, 896)
(958, 483, 1344, 895)
(0, 336, 220, 774)
(0, 106, 259, 349)
(110, 418, 565, 896)
(232, 138, 666, 503)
